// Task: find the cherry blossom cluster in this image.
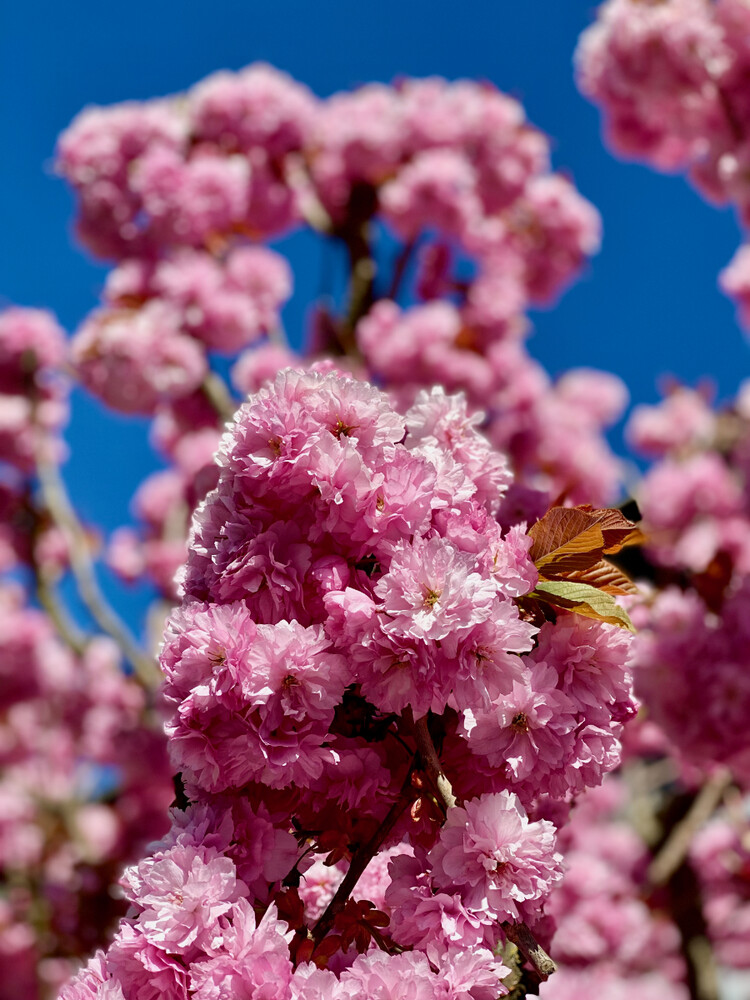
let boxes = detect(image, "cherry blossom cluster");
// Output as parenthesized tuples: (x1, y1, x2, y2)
(18, 46, 750, 1000)
(0, 586, 172, 1000)
(56, 63, 626, 517)
(72, 246, 292, 413)
(1, 68, 634, 995)
(539, 780, 689, 1000)
(51, 67, 629, 605)
(60, 369, 636, 998)
(0, 307, 69, 475)
(577, 0, 750, 331)
(0, 308, 68, 580)
(538, 769, 750, 999)
(57, 66, 596, 280)
(567, 378, 750, 995)
(690, 810, 750, 971)
(0, 307, 174, 999)
(107, 404, 224, 601)
(626, 383, 750, 782)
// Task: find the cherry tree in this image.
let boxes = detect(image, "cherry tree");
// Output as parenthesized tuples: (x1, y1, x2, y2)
(1, 17, 749, 1000)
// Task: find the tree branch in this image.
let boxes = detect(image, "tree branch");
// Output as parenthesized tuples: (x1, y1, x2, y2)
(36, 568, 89, 656)
(337, 226, 375, 357)
(501, 920, 557, 983)
(201, 371, 237, 423)
(35, 452, 160, 689)
(411, 712, 457, 810)
(647, 780, 725, 1000)
(648, 768, 732, 887)
(312, 764, 416, 945)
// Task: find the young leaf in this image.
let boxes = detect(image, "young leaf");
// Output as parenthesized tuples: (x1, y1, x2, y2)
(529, 507, 605, 571)
(529, 505, 643, 576)
(557, 559, 640, 595)
(531, 580, 635, 631)
(575, 505, 644, 554)
(529, 505, 642, 593)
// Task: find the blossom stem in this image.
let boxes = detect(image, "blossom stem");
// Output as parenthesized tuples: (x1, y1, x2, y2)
(411, 712, 458, 810)
(501, 920, 557, 983)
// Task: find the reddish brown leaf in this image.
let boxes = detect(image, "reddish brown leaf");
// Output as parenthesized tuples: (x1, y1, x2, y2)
(313, 934, 342, 965)
(529, 505, 641, 576)
(691, 550, 734, 614)
(575, 505, 644, 554)
(293, 936, 315, 965)
(550, 559, 639, 596)
(274, 888, 305, 929)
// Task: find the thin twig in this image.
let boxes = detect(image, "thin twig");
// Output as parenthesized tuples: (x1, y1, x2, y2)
(267, 325, 291, 350)
(36, 569, 89, 656)
(284, 155, 334, 234)
(201, 371, 237, 423)
(411, 712, 457, 811)
(717, 85, 744, 145)
(312, 764, 416, 945)
(35, 453, 160, 689)
(338, 226, 376, 356)
(648, 768, 733, 887)
(501, 921, 557, 982)
(386, 238, 417, 302)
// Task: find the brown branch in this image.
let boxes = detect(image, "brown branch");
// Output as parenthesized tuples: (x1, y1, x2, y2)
(502, 920, 557, 983)
(648, 768, 732, 887)
(647, 781, 725, 1000)
(312, 764, 416, 945)
(665, 856, 719, 1000)
(411, 712, 457, 811)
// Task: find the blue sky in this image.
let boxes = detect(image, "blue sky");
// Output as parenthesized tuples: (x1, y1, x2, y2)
(1, 0, 747, 630)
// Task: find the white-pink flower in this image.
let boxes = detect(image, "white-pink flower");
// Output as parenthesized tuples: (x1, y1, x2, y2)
(375, 535, 497, 642)
(121, 845, 245, 952)
(428, 790, 562, 922)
